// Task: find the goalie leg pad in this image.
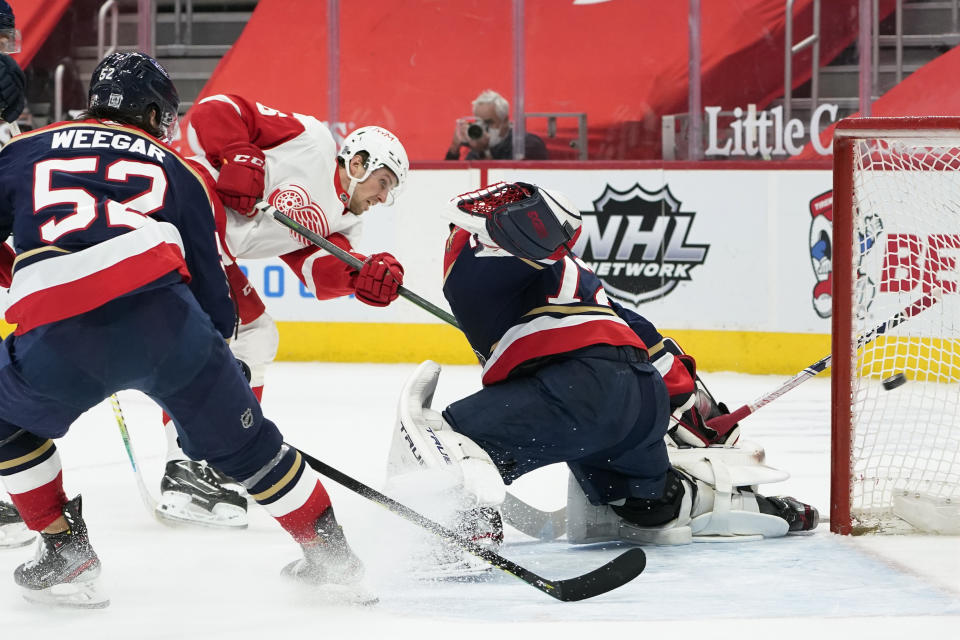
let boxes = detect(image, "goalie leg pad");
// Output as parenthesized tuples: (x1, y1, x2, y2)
(674, 456, 791, 540)
(668, 439, 767, 468)
(566, 470, 694, 546)
(386, 361, 505, 509)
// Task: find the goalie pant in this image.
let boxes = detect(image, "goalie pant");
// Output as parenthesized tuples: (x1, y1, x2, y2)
(444, 343, 671, 505)
(0, 282, 332, 545)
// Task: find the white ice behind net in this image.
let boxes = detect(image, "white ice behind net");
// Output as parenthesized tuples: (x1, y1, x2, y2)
(849, 138, 960, 531)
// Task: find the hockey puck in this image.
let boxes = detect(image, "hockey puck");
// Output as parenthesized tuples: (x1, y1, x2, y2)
(882, 373, 907, 390)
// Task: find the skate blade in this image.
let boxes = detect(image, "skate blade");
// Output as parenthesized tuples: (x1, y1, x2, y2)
(21, 579, 110, 609)
(156, 494, 248, 529)
(309, 582, 379, 607)
(287, 578, 379, 607)
(0, 523, 36, 549)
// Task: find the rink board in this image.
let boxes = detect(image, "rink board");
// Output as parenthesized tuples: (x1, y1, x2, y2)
(233, 163, 840, 373)
(0, 162, 884, 373)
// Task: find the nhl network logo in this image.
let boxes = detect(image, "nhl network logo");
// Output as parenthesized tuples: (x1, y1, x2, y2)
(573, 184, 709, 306)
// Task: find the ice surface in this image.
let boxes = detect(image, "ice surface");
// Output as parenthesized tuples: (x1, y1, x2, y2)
(1, 363, 957, 638)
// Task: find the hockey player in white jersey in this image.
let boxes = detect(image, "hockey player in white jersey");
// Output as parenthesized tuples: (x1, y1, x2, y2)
(150, 94, 408, 528)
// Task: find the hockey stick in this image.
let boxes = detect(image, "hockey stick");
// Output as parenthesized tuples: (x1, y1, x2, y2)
(294, 446, 645, 601)
(259, 202, 460, 327)
(514, 291, 941, 541)
(262, 199, 560, 537)
(705, 291, 941, 434)
(110, 395, 160, 518)
(502, 493, 566, 540)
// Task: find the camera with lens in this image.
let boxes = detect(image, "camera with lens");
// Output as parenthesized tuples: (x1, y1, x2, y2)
(467, 122, 485, 140)
(460, 116, 485, 141)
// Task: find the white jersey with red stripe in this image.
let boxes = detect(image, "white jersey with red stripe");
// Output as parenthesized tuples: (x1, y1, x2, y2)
(184, 94, 362, 301)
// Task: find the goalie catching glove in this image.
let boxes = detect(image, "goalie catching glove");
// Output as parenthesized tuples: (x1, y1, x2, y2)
(354, 252, 404, 306)
(215, 141, 266, 216)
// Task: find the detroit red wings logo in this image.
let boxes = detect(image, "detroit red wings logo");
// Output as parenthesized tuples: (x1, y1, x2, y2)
(269, 185, 329, 244)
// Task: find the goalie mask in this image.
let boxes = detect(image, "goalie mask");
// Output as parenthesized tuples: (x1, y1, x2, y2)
(445, 182, 582, 260)
(88, 52, 180, 142)
(337, 126, 409, 206)
(0, 1, 19, 54)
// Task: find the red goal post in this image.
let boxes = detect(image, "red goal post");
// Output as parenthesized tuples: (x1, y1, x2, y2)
(831, 117, 960, 535)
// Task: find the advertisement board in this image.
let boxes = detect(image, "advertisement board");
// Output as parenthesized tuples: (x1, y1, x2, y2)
(232, 163, 838, 372)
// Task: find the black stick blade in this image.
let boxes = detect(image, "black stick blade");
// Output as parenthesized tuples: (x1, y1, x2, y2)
(549, 548, 646, 602)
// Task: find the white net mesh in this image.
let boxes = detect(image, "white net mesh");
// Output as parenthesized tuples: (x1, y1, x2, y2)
(848, 137, 960, 532)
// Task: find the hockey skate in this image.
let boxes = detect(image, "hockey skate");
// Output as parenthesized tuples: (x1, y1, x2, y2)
(758, 495, 819, 533)
(15, 495, 109, 609)
(0, 500, 35, 549)
(282, 507, 377, 606)
(156, 459, 248, 528)
(419, 506, 503, 580)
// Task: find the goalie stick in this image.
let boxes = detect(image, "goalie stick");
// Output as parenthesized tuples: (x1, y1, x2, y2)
(294, 445, 645, 601)
(705, 291, 941, 434)
(502, 493, 566, 540)
(501, 292, 940, 540)
(264, 200, 560, 538)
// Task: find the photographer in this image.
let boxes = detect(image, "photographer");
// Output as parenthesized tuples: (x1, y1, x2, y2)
(445, 89, 548, 160)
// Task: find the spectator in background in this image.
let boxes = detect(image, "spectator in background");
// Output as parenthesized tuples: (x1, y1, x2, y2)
(445, 89, 548, 160)
(0, 0, 25, 127)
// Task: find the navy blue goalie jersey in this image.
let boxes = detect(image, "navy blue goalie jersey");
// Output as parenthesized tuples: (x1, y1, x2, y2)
(442, 227, 646, 385)
(0, 119, 234, 337)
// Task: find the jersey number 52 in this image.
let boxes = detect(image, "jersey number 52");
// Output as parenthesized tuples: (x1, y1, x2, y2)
(35, 157, 167, 243)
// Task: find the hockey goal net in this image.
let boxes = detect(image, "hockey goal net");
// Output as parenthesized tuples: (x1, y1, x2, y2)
(831, 117, 960, 535)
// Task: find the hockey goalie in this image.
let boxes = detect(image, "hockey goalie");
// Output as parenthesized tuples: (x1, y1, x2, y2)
(385, 181, 818, 575)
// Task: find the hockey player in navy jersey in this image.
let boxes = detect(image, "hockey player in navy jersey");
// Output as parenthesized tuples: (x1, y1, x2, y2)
(386, 181, 818, 574)
(0, 0, 31, 550)
(0, 52, 370, 607)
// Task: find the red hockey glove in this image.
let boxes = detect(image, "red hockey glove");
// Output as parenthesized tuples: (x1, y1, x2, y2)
(216, 141, 266, 217)
(354, 252, 404, 307)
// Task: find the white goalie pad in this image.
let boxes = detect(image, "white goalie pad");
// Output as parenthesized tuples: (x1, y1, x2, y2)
(674, 454, 790, 541)
(386, 361, 505, 510)
(668, 439, 767, 468)
(566, 471, 694, 546)
(228, 312, 279, 387)
(568, 443, 792, 546)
